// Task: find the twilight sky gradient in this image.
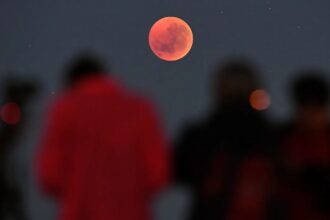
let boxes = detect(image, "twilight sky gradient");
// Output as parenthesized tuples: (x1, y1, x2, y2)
(1, 0, 330, 132)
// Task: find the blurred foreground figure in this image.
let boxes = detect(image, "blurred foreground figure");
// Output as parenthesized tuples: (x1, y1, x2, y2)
(36, 54, 170, 220)
(280, 72, 330, 220)
(0, 77, 38, 220)
(175, 60, 278, 220)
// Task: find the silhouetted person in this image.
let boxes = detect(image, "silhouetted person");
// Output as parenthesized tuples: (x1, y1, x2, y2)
(0, 77, 38, 220)
(279, 72, 330, 220)
(175, 59, 278, 220)
(36, 53, 170, 220)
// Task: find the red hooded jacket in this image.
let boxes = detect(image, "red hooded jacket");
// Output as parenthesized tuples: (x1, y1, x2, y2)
(36, 76, 170, 220)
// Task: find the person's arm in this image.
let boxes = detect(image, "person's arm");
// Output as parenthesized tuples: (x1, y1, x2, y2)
(138, 101, 171, 195)
(35, 98, 73, 198)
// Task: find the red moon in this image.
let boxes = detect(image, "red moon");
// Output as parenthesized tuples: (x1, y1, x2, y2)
(149, 17, 193, 61)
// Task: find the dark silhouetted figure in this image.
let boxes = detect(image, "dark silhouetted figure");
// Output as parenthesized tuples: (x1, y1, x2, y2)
(175, 59, 278, 220)
(36, 53, 170, 220)
(0, 77, 38, 220)
(279, 72, 330, 220)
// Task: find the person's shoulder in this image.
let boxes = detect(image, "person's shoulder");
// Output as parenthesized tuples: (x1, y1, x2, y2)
(122, 91, 157, 113)
(176, 117, 211, 143)
(46, 90, 76, 114)
(129, 94, 153, 107)
(182, 120, 205, 135)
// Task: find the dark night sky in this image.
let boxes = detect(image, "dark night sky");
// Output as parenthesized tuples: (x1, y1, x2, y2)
(1, 0, 330, 219)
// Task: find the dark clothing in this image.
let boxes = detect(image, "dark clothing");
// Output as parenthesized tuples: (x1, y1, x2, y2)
(279, 124, 330, 220)
(36, 76, 170, 220)
(175, 105, 277, 220)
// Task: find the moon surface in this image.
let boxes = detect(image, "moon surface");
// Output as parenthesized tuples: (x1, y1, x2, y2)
(149, 17, 193, 61)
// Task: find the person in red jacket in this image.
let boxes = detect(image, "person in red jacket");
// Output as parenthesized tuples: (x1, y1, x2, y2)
(36, 53, 170, 220)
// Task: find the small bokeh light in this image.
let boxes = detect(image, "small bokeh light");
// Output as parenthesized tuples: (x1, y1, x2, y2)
(1, 102, 21, 125)
(249, 89, 271, 111)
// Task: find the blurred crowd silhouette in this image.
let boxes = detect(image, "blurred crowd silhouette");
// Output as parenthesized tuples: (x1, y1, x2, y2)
(0, 77, 38, 219)
(1, 52, 330, 220)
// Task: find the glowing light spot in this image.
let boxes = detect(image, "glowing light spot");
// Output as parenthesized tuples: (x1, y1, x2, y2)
(1, 102, 21, 125)
(149, 16, 193, 61)
(249, 89, 271, 111)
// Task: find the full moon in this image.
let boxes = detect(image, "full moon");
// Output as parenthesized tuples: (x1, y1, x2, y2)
(149, 17, 193, 61)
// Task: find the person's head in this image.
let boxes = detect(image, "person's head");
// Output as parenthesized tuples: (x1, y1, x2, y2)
(291, 71, 329, 129)
(64, 52, 108, 87)
(213, 58, 260, 109)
